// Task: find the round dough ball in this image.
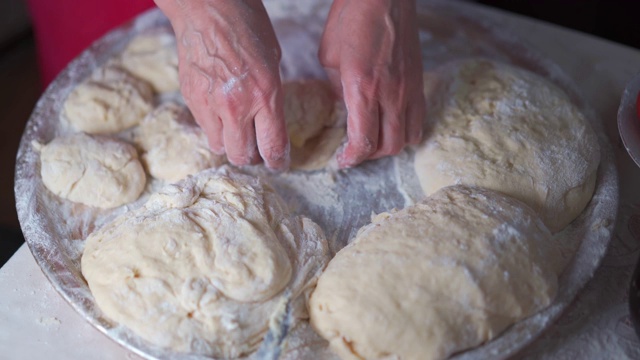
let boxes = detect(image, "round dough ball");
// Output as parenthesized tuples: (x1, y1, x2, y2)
(283, 80, 345, 170)
(119, 31, 180, 93)
(415, 59, 600, 233)
(309, 185, 560, 360)
(38, 133, 146, 208)
(63, 65, 154, 134)
(81, 168, 329, 358)
(134, 102, 225, 183)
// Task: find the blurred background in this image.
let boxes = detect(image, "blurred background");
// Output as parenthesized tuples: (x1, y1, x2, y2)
(1, 0, 639, 266)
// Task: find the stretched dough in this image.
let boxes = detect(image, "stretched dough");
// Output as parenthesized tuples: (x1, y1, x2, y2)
(309, 185, 560, 360)
(415, 59, 600, 232)
(37, 133, 146, 208)
(63, 65, 153, 134)
(81, 168, 329, 358)
(283, 80, 345, 170)
(133, 102, 225, 183)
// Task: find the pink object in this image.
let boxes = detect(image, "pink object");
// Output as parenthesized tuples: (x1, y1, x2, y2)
(25, 0, 156, 87)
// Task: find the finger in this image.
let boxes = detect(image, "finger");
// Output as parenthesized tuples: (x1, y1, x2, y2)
(223, 116, 259, 167)
(337, 84, 379, 168)
(182, 64, 226, 154)
(199, 116, 225, 155)
(405, 95, 426, 145)
(254, 94, 290, 171)
(190, 103, 223, 154)
(369, 104, 405, 160)
(318, 0, 344, 69)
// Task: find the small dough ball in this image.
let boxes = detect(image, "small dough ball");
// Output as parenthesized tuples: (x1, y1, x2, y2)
(119, 31, 180, 93)
(415, 59, 600, 232)
(309, 185, 560, 360)
(63, 65, 154, 134)
(81, 168, 329, 358)
(134, 102, 225, 183)
(38, 133, 146, 208)
(283, 80, 345, 170)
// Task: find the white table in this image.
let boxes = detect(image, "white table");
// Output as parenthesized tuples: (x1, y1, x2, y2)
(3, 1, 640, 359)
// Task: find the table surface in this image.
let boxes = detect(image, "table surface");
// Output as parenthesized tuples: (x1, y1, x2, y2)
(3, 1, 640, 359)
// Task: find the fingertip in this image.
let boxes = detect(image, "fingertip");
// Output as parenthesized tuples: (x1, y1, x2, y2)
(337, 87, 379, 168)
(202, 116, 225, 155)
(254, 108, 290, 171)
(406, 97, 426, 145)
(337, 131, 377, 169)
(266, 141, 291, 171)
(369, 104, 407, 160)
(223, 118, 259, 167)
(210, 145, 226, 156)
(337, 150, 356, 169)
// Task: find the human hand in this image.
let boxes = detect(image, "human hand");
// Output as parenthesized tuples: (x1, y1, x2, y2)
(319, 0, 425, 168)
(154, 0, 289, 169)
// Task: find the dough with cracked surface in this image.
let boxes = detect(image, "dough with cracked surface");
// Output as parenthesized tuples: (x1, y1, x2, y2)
(81, 168, 329, 358)
(309, 185, 560, 360)
(283, 80, 345, 170)
(118, 31, 180, 93)
(63, 65, 154, 134)
(37, 133, 146, 208)
(133, 102, 225, 183)
(415, 59, 600, 232)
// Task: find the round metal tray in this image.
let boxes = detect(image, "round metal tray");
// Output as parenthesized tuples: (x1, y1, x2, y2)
(15, 1, 618, 359)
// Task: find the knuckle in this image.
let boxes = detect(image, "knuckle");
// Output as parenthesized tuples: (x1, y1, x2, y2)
(251, 89, 279, 113)
(318, 40, 342, 70)
(217, 93, 248, 120)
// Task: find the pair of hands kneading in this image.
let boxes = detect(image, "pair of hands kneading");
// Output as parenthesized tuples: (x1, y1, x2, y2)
(154, 0, 426, 170)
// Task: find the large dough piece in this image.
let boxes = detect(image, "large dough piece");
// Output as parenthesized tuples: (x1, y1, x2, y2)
(63, 65, 153, 134)
(81, 168, 329, 358)
(134, 102, 225, 183)
(309, 185, 560, 360)
(37, 133, 146, 208)
(283, 80, 345, 170)
(415, 59, 600, 232)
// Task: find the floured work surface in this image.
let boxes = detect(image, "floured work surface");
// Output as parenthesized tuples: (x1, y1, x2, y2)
(14, 1, 618, 359)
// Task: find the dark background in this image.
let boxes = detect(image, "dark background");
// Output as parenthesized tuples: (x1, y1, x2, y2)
(1, 0, 640, 266)
(477, 0, 640, 49)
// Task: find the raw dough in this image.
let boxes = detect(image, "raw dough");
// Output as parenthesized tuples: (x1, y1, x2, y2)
(119, 31, 180, 93)
(415, 59, 600, 232)
(309, 185, 560, 360)
(133, 102, 225, 183)
(63, 65, 154, 134)
(283, 80, 346, 170)
(81, 168, 329, 358)
(37, 133, 146, 208)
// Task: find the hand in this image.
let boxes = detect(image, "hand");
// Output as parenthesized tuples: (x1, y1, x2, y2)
(155, 0, 289, 169)
(319, 0, 426, 168)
